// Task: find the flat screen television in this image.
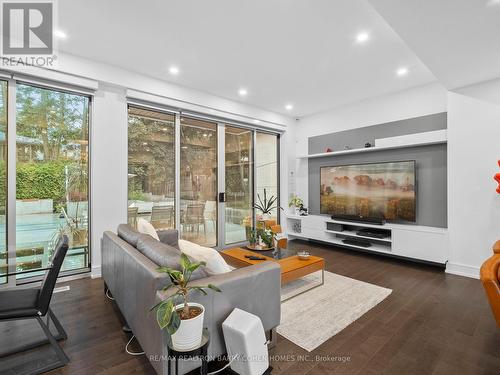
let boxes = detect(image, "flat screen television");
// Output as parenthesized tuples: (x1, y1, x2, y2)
(320, 160, 416, 222)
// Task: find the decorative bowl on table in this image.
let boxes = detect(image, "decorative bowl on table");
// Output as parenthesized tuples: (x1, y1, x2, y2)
(297, 250, 310, 260)
(246, 243, 274, 251)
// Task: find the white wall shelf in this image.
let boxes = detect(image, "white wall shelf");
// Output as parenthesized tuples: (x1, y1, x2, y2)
(297, 130, 447, 159)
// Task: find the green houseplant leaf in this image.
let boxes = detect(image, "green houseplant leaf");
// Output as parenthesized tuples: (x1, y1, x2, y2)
(156, 299, 174, 330)
(253, 188, 277, 214)
(151, 255, 222, 336)
(167, 311, 181, 335)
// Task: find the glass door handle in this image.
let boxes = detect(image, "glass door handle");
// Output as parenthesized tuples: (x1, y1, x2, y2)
(218, 192, 226, 203)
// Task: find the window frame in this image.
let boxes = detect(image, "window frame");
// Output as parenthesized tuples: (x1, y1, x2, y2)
(3, 79, 93, 286)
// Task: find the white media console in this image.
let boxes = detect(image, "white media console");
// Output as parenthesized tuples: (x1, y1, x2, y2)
(285, 214, 448, 265)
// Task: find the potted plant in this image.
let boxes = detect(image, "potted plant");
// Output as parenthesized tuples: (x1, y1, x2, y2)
(247, 227, 257, 247)
(288, 195, 304, 215)
(49, 220, 84, 254)
(152, 254, 221, 349)
(258, 228, 274, 248)
(66, 162, 88, 247)
(254, 189, 277, 221)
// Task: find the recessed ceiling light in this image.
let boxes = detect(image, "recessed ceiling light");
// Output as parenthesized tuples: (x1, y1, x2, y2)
(396, 67, 409, 77)
(356, 32, 370, 43)
(169, 66, 180, 75)
(285, 104, 293, 111)
(54, 30, 67, 39)
(238, 88, 248, 97)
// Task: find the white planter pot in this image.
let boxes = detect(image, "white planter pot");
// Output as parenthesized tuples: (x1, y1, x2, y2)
(293, 207, 300, 215)
(258, 236, 265, 246)
(260, 213, 271, 221)
(171, 303, 205, 350)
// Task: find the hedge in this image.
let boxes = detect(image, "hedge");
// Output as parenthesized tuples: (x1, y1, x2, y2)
(16, 162, 67, 203)
(0, 161, 69, 206)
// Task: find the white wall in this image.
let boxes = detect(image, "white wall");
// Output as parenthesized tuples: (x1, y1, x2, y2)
(446, 78, 500, 278)
(294, 83, 447, 208)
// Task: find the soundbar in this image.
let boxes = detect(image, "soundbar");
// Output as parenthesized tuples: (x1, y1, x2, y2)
(342, 238, 372, 248)
(331, 214, 385, 225)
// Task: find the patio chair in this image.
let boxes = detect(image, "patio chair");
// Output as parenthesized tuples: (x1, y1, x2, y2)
(183, 203, 206, 237)
(150, 205, 174, 230)
(204, 200, 217, 231)
(0, 235, 70, 373)
(127, 206, 139, 228)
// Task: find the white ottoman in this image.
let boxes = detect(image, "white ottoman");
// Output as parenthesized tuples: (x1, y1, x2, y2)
(222, 308, 270, 375)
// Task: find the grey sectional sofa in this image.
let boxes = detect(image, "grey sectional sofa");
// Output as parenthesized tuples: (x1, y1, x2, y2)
(101, 224, 281, 375)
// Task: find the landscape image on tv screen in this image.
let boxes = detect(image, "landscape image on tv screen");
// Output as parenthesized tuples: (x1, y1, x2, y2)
(320, 161, 416, 222)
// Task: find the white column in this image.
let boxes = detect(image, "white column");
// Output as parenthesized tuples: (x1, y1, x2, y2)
(90, 85, 128, 277)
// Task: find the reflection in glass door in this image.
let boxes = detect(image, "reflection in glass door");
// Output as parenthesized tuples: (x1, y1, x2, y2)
(180, 117, 217, 247)
(224, 126, 253, 244)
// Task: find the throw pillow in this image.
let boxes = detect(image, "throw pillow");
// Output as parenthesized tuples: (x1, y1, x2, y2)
(178, 239, 231, 275)
(136, 218, 160, 241)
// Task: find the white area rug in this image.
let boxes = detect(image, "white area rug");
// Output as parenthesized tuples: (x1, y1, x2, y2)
(278, 271, 392, 352)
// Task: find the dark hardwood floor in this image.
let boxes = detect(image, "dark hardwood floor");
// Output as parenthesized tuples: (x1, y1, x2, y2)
(2, 239, 499, 374)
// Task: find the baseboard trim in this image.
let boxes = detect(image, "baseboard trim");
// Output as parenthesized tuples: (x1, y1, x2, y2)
(91, 265, 102, 279)
(445, 262, 479, 279)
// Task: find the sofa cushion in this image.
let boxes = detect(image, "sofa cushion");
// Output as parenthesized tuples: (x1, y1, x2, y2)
(178, 239, 231, 276)
(117, 224, 142, 247)
(136, 235, 209, 280)
(136, 235, 181, 268)
(157, 229, 179, 248)
(137, 218, 160, 241)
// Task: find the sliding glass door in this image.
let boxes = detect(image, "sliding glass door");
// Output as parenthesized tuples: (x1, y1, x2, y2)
(128, 106, 176, 229)
(127, 109, 280, 248)
(180, 117, 218, 247)
(255, 132, 280, 222)
(15, 83, 90, 279)
(224, 126, 253, 244)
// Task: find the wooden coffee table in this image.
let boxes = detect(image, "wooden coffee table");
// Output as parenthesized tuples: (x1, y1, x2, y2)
(221, 247, 325, 301)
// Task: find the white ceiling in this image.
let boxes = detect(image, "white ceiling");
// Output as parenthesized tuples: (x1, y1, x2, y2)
(57, 0, 438, 117)
(367, 0, 500, 90)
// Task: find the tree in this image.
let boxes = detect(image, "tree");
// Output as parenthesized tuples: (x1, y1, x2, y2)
(128, 114, 175, 199)
(16, 84, 88, 161)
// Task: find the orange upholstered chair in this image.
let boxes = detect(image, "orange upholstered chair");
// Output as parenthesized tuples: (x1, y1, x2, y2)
(480, 240, 500, 327)
(270, 224, 288, 249)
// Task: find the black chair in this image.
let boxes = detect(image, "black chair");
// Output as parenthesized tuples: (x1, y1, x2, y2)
(0, 235, 70, 373)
